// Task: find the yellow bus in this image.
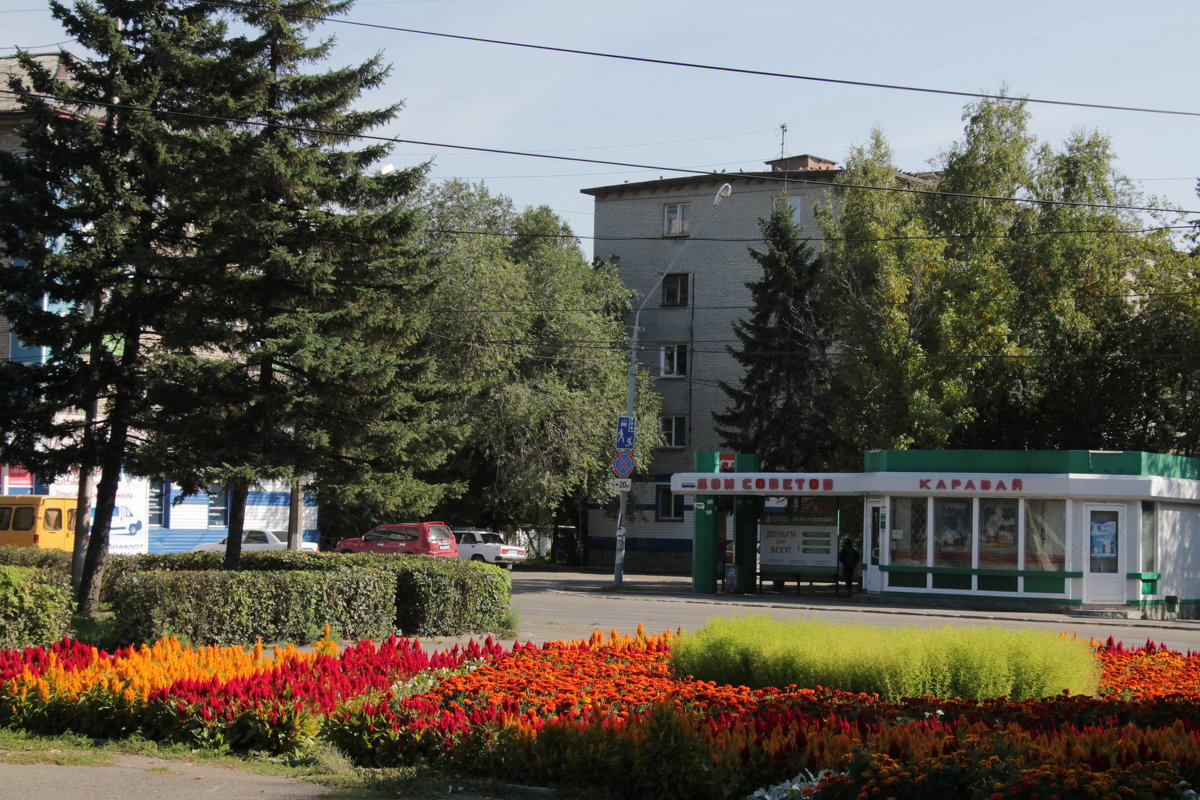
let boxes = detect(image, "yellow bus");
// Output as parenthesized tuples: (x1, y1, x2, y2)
(0, 495, 77, 552)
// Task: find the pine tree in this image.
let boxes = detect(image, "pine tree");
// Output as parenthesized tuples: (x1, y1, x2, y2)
(714, 202, 837, 470)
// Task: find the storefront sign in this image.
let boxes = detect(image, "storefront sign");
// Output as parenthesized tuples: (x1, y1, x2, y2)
(690, 476, 836, 493)
(916, 477, 1024, 492)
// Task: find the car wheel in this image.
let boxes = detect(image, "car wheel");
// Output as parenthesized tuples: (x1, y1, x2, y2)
(471, 554, 486, 562)
(130, 521, 142, 535)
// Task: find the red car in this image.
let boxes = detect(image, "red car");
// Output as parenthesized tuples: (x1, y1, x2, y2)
(334, 521, 459, 557)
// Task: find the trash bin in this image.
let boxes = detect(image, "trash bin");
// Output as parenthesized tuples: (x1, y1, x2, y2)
(724, 564, 739, 592)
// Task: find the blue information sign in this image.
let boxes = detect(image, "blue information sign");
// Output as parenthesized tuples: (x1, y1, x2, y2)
(615, 416, 636, 450)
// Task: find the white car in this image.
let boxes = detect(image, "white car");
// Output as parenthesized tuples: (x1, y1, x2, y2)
(453, 528, 527, 568)
(190, 529, 319, 553)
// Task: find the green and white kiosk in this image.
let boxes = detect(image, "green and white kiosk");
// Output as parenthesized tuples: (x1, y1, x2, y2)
(673, 449, 1200, 618)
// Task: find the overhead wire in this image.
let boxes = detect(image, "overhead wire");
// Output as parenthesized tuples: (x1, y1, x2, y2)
(2, 87, 1196, 216)
(190, 0, 1200, 119)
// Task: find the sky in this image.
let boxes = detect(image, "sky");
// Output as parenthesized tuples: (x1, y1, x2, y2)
(5, 0, 1199, 261)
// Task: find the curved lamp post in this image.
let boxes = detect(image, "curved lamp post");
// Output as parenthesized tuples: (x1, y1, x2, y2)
(613, 182, 732, 586)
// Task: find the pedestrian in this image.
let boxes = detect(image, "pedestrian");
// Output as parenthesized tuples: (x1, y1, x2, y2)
(838, 538, 860, 597)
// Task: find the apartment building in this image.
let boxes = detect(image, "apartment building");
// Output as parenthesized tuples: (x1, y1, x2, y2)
(581, 155, 841, 572)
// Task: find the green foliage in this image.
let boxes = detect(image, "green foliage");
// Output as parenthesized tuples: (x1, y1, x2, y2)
(0, 546, 72, 571)
(669, 616, 1099, 701)
(416, 180, 653, 531)
(715, 202, 838, 470)
(103, 552, 511, 643)
(0, 565, 73, 648)
(110, 566, 397, 646)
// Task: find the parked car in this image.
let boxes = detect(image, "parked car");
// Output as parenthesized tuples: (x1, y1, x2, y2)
(190, 529, 319, 553)
(334, 521, 458, 557)
(453, 528, 527, 568)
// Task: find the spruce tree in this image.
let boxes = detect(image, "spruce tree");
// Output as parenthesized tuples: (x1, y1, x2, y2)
(714, 202, 837, 470)
(0, 0, 231, 614)
(139, 0, 463, 567)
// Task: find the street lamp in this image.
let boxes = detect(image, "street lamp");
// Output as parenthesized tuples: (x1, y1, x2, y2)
(612, 181, 732, 587)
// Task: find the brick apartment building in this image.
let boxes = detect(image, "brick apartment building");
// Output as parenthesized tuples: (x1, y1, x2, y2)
(581, 155, 841, 572)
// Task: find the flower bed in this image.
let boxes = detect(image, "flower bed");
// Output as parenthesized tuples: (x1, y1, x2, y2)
(1, 628, 1198, 799)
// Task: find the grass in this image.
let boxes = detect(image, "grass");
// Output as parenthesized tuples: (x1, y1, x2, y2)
(0, 727, 552, 800)
(670, 615, 1101, 701)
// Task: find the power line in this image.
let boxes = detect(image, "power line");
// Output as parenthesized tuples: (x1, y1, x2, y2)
(3, 87, 1197, 216)
(193, 0, 1200, 119)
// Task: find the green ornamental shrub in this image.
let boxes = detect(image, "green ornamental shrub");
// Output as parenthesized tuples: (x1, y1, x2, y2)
(669, 615, 1100, 701)
(0, 565, 73, 648)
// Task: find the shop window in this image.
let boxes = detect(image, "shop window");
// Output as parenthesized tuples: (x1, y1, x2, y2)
(660, 344, 688, 378)
(656, 486, 684, 521)
(979, 498, 1018, 569)
(660, 416, 686, 448)
(663, 203, 691, 236)
(1023, 499, 1066, 571)
(888, 497, 927, 566)
(1088, 509, 1120, 574)
(661, 273, 689, 307)
(933, 498, 972, 569)
(1140, 501, 1158, 573)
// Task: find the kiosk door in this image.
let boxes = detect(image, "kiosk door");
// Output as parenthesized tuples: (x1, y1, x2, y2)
(1083, 504, 1125, 604)
(863, 499, 884, 593)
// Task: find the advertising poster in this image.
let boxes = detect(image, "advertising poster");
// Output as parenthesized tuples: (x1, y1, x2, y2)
(46, 470, 150, 555)
(759, 514, 838, 568)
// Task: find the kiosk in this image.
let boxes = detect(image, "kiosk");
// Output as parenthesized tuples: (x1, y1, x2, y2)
(673, 450, 1200, 618)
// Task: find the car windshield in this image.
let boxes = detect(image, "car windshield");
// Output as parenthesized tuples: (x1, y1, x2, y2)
(427, 525, 453, 541)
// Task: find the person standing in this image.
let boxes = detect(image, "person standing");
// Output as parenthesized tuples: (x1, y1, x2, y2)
(838, 538, 860, 597)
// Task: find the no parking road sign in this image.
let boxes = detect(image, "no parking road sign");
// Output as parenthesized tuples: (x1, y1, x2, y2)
(612, 449, 635, 478)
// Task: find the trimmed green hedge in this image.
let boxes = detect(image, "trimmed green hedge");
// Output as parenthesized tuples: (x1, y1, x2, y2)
(111, 567, 398, 646)
(106, 552, 511, 644)
(0, 546, 72, 571)
(0, 565, 73, 649)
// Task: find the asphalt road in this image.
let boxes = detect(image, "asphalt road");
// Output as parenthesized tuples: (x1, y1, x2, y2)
(496, 566, 1200, 654)
(7, 565, 1200, 799)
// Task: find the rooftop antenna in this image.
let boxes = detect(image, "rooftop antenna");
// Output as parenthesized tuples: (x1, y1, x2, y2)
(779, 122, 789, 198)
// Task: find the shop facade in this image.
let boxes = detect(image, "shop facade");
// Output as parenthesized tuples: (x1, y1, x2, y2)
(671, 450, 1200, 618)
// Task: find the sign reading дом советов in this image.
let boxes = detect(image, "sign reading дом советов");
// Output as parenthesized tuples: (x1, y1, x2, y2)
(759, 513, 838, 568)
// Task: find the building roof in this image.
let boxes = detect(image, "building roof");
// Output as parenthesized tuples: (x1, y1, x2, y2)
(581, 154, 844, 198)
(0, 53, 72, 115)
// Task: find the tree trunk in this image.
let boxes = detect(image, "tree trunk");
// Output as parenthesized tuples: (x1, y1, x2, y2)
(224, 480, 249, 570)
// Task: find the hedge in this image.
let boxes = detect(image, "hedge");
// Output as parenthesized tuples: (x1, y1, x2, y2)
(111, 567, 398, 646)
(106, 552, 511, 644)
(0, 564, 73, 649)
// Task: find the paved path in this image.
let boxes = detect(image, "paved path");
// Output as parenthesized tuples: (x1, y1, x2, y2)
(8, 565, 1200, 799)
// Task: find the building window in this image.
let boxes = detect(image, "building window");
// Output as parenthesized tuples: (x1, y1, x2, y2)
(933, 498, 972, 569)
(207, 484, 229, 527)
(663, 203, 691, 236)
(661, 273, 688, 307)
(1023, 499, 1066, 570)
(148, 478, 168, 527)
(660, 344, 688, 377)
(656, 486, 684, 521)
(979, 498, 1018, 569)
(888, 497, 927, 566)
(1140, 501, 1157, 573)
(660, 416, 686, 448)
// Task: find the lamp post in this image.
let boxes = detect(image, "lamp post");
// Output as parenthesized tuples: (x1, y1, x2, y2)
(612, 182, 732, 587)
